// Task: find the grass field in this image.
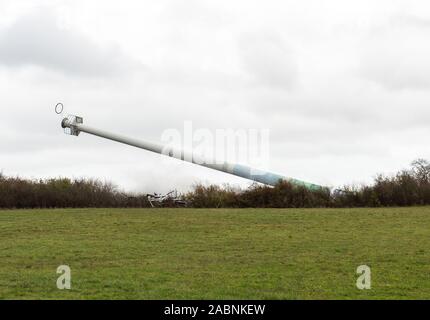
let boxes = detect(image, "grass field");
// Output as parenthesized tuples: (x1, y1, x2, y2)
(0, 207, 429, 299)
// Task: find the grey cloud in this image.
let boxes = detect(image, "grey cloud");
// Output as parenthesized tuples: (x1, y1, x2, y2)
(161, 0, 233, 27)
(389, 14, 430, 29)
(359, 15, 430, 90)
(0, 10, 138, 77)
(238, 32, 297, 89)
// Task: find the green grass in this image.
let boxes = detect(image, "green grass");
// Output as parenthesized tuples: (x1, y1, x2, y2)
(0, 207, 429, 299)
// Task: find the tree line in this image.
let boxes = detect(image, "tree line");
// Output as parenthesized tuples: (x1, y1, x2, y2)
(186, 159, 430, 208)
(0, 175, 150, 208)
(0, 159, 429, 209)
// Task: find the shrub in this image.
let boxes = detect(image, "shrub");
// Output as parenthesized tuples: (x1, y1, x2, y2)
(0, 176, 150, 209)
(1, 159, 429, 209)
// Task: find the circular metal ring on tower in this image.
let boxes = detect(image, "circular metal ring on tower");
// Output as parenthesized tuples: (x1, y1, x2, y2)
(55, 102, 64, 114)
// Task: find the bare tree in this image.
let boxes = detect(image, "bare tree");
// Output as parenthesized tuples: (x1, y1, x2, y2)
(411, 159, 430, 183)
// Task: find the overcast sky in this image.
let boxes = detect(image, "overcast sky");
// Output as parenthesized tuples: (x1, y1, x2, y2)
(1, 0, 429, 193)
